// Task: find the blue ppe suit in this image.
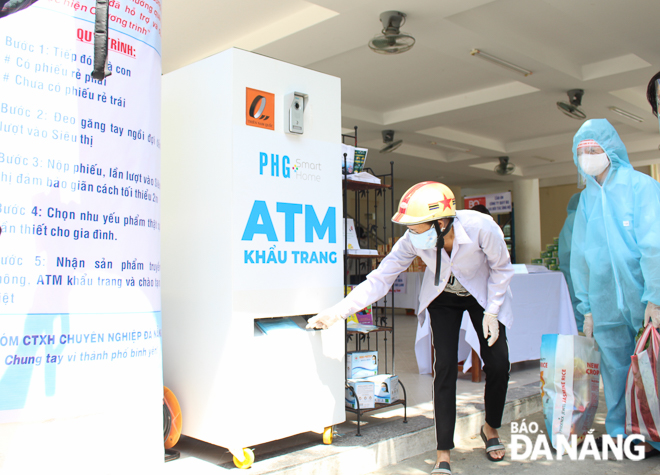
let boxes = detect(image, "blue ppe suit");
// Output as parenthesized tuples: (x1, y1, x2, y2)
(570, 119, 660, 449)
(558, 193, 584, 332)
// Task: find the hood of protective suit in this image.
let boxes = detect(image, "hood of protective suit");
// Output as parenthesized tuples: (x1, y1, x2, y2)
(572, 119, 632, 181)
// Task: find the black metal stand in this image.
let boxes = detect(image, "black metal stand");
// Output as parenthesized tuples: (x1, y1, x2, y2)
(345, 381, 408, 436)
(342, 128, 405, 436)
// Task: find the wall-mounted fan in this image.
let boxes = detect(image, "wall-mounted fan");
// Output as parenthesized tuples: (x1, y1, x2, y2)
(557, 89, 586, 120)
(380, 130, 403, 153)
(368, 11, 415, 55)
(494, 156, 516, 175)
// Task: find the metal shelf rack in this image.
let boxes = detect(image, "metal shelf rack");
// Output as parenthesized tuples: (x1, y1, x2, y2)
(341, 126, 407, 436)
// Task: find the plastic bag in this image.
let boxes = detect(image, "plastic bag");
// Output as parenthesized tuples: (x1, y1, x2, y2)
(540, 334, 600, 450)
(625, 324, 660, 441)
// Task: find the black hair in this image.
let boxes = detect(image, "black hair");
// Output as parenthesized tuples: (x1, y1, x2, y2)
(646, 71, 660, 117)
(470, 204, 491, 216)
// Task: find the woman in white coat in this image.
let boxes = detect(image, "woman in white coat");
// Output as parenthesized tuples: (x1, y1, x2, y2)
(307, 182, 514, 475)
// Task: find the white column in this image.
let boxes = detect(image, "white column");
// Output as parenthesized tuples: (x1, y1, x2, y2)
(513, 179, 541, 263)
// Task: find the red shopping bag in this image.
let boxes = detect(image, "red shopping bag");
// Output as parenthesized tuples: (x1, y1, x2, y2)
(625, 325, 660, 441)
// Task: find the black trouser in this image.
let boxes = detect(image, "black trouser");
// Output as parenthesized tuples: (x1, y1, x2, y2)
(428, 291, 510, 450)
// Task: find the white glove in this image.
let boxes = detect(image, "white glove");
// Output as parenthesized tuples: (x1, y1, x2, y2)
(583, 312, 593, 338)
(306, 307, 344, 330)
(482, 312, 499, 347)
(644, 302, 660, 329)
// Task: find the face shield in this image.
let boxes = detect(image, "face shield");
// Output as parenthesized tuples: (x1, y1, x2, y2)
(577, 139, 610, 177)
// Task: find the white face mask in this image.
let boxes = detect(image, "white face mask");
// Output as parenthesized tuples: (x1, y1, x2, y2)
(408, 226, 437, 249)
(578, 152, 610, 176)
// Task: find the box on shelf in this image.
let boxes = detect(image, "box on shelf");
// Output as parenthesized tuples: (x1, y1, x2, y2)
(347, 249, 378, 255)
(553, 237, 559, 245)
(546, 244, 558, 252)
(346, 171, 380, 184)
(544, 258, 557, 266)
(531, 258, 543, 265)
(541, 251, 553, 259)
(341, 143, 356, 173)
(353, 148, 368, 173)
(345, 286, 373, 325)
(345, 218, 360, 250)
(552, 250, 558, 258)
(345, 379, 375, 409)
(347, 350, 378, 379)
(363, 374, 399, 403)
(548, 264, 559, 271)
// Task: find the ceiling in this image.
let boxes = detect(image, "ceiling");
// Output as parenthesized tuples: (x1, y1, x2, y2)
(163, 0, 660, 188)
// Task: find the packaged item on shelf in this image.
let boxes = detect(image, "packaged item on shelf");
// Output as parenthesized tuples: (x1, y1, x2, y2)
(347, 350, 378, 379)
(346, 172, 380, 184)
(548, 264, 559, 271)
(541, 251, 553, 259)
(544, 258, 557, 267)
(353, 147, 368, 173)
(341, 143, 355, 173)
(552, 250, 558, 258)
(553, 237, 559, 245)
(547, 244, 558, 252)
(347, 323, 379, 334)
(345, 286, 374, 325)
(363, 374, 399, 403)
(346, 249, 378, 255)
(346, 379, 375, 409)
(345, 218, 360, 250)
(531, 258, 544, 265)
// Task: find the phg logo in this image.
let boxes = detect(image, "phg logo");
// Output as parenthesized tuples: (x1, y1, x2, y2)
(509, 420, 645, 461)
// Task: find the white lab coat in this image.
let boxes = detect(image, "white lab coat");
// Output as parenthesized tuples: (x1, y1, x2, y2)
(336, 210, 514, 327)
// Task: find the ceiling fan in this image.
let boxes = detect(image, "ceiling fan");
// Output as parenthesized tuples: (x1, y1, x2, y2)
(380, 130, 403, 153)
(557, 89, 587, 120)
(368, 11, 416, 55)
(494, 156, 516, 175)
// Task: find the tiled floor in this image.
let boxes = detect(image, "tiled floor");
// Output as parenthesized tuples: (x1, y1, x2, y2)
(165, 311, 541, 472)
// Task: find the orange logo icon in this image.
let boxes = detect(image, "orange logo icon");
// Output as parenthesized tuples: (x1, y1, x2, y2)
(246, 87, 275, 130)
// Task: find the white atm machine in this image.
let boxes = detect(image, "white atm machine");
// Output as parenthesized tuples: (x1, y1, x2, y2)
(161, 49, 345, 468)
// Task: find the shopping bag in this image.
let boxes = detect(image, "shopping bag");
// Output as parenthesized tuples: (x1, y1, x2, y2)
(540, 334, 600, 450)
(625, 324, 660, 442)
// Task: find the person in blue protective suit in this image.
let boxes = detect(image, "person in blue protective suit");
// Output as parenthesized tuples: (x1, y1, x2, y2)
(558, 193, 584, 332)
(570, 118, 660, 457)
